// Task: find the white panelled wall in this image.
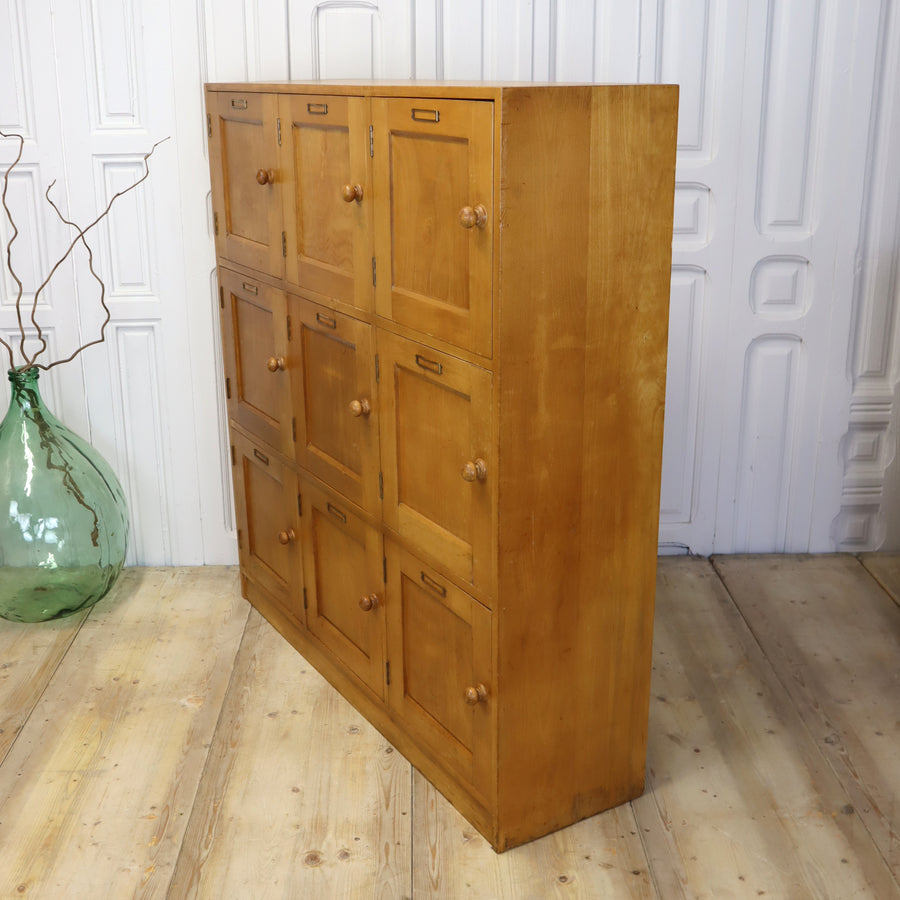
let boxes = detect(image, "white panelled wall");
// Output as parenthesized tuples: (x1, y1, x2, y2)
(2, 0, 900, 562)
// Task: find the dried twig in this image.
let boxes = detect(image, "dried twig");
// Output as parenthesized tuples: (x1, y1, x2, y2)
(0, 130, 25, 370)
(40, 183, 109, 372)
(0, 133, 167, 371)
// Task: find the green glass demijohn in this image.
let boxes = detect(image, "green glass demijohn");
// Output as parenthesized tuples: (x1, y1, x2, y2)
(0, 366, 129, 622)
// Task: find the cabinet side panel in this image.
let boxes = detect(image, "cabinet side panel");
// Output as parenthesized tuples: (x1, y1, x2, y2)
(495, 85, 678, 848)
(495, 85, 593, 844)
(577, 85, 677, 815)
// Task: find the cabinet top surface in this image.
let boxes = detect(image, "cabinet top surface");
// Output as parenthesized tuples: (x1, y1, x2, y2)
(204, 80, 677, 100)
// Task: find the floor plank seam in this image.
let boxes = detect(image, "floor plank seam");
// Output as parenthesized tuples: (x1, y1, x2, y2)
(709, 556, 900, 895)
(408, 763, 415, 900)
(165, 594, 254, 895)
(630, 798, 667, 900)
(0, 607, 92, 771)
(855, 553, 900, 611)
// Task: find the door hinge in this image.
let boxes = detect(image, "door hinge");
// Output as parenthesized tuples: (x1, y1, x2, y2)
(282, 231, 287, 258)
(369, 124, 374, 157)
(286, 314, 292, 341)
(214, 211, 219, 236)
(383, 556, 387, 583)
(225, 377, 231, 400)
(378, 471, 383, 499)
(371, 257, 376, 287)
(207, 113, 212, 138)
(385, 660, 390, 685)
(219, 285, 224, 308)
(292, 416, 297, 442)
(277, 117, 282, 145)
(230, 444, 236, 466)
(374, 353, 380, 383)
(237, 529, 243, 550)
(298, 492, 302, 516)
(303, 587, 308, 610)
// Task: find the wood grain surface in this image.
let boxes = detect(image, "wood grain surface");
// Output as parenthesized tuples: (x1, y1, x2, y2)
(714, 554, 900, 886)
(0, 568, 248, 899)
(2, 558, 898, 897)
(169, 607, 411, 899)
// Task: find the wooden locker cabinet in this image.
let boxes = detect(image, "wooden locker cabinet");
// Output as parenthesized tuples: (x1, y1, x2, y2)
(206, 81, 678, 852)
(207, 92, 283, 276)
(218, 268, 293, 456)
(299, 477, 386, 701)
(230, 428, 302, 627)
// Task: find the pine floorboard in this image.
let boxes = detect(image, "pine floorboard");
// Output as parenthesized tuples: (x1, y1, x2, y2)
(0, 555, 897, 899)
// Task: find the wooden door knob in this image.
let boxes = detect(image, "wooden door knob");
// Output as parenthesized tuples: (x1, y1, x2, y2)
(256, 168, 274, 185)
(461, 458, 488, 482)
(277, 528, 296, 545)
(359, 593, 379, 611)
(342, 183, 363, 202)
(349, 398, 371, 417)
(267, 356, 285, 372)
(458, 204, 487, 229)
(464, 684, 488, 705)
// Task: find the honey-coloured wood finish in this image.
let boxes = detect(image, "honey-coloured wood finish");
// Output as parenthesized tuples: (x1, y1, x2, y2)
(377, 329, 493, 593)
(206, 81, 678, 852)
(230, 428, 302, 626)
(299, 477, 386, 701)
(384, 539, 493, 803)
(280, 94, 374, 311)
(373, 97, 494, 357)
(219, 267, 293, 455)
(289, 295, 380, 515)
(208, 91, 283, 276)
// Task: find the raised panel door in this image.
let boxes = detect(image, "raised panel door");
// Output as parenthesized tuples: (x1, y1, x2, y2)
(385, 539, 492, 800)
(289, 296, 379, 514)
(373, 98, 493, 356)
(299, 479, 385, 699)
(208, 91, 283, 275)
(280, 95, 373, 311)
(378, 330, 493, 592)
(231, 430, 302, 625)
(219, 268, 293, 455)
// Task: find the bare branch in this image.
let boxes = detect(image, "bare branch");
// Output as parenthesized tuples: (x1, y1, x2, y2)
(36, 185, 110, 371)
(0, 130, 26, 370)
(23, 137, 168, 368)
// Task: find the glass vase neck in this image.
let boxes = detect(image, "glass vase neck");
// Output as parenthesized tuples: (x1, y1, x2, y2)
(8, 367, 42, 387)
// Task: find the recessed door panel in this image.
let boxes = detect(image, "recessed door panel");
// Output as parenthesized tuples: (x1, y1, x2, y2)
(385, 540, 492, 799)
(208, 91, 283, 275)
(378, 331, 493, 591)
(373, 98, 493, 356)
(290, 297, 379, 513)
(231, 431, 302, 624)
(280, 95, 373, 311)
(300, 480, 384, 698)
(219, 269, 293, 455)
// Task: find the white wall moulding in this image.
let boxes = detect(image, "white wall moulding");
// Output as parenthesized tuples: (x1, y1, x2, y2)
(672, 183, 711, 248)
(0, 0, 33, 135)
(312, 3, 380, 79)
(732, 335, 805, 552)
(755, 0, 821, 234)
(1, 0, 898, 562)
(839, 0, 900, 551)
(657, 0, 714, 157)
(0, 165, 45, 303)
(113, 322, 170, 566)
(659, 266, 705, 526)
(85, 0, 143, 131)
(288, 1, 413, 81)
(96, 157, 155, 297)
(749, 256, 811, 320)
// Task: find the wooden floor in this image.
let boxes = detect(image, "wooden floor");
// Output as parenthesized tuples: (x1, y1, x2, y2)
(0, 555, 898, 899)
